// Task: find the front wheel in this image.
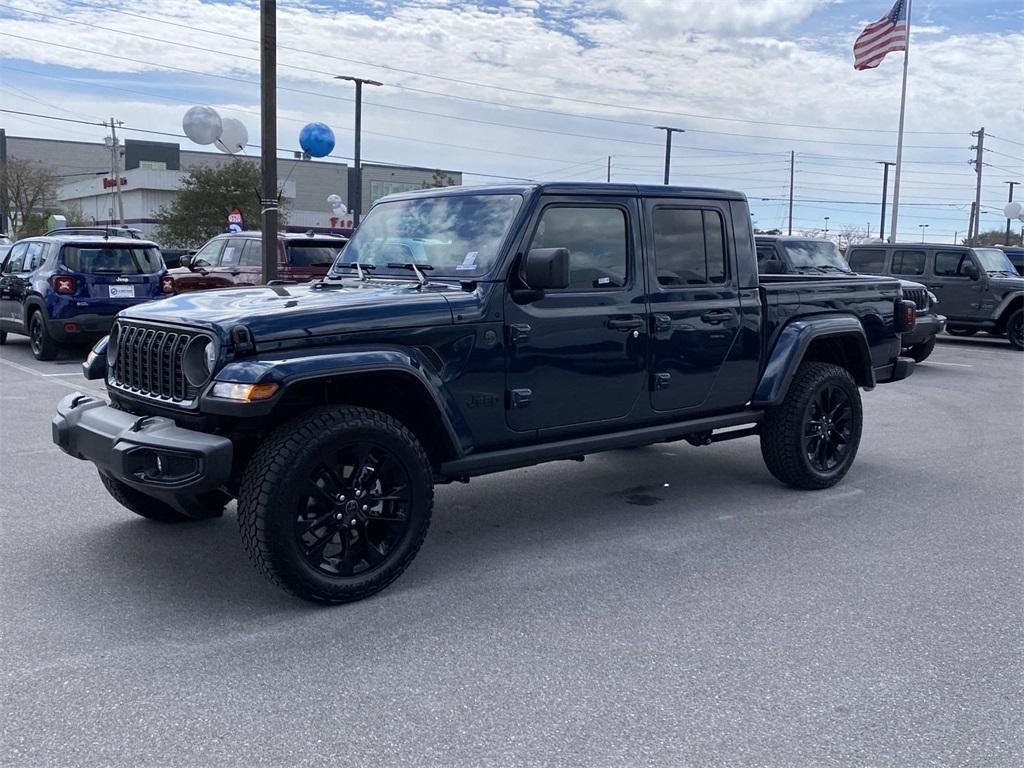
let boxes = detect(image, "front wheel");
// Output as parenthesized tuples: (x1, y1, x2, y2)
(1007, 308, 1023, 350)
(237, 406, 434, 604)
(905, 336, 936, 362)
(760, 362, 863, 490)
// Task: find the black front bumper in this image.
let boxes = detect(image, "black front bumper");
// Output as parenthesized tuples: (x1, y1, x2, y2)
(902, 313, 946, 347)
(52, 392, 233, 515)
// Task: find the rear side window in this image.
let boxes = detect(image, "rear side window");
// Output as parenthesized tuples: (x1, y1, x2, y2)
(653, 208, 727, 286)
(219, 238, 248, 267)
(530, 206, 628, 291)
(934, 251, 970, 277)
(286, 241, 344, 267)
(62, 246, 163, 275)
(891, 249, 925, 276)
(756, 244, 776, 268)
(239, 239, 262, 267)
(848, 249, 886, 274)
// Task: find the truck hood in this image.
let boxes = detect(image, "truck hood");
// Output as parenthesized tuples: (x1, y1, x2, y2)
(989, 276, 1024, 293)
(120, 279, 458, 343)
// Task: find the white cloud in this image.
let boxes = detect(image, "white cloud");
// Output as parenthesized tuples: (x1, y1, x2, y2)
(601, 0, 830, 36)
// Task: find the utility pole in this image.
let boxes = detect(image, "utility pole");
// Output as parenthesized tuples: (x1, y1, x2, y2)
(788, 150, 794, 235)
(606, 156, 611, 183)
(104, 118, 126, 225)
(335, 75, 382, 226)
(654, 126, 685, 185)
(0, 128, 8, 234)
(877, 161, 894, 241)
(968, 202, 977, 244)
(970, 127, 985, 242)
(1005, 181, 1019, 245)
(260, 0, 279, 282)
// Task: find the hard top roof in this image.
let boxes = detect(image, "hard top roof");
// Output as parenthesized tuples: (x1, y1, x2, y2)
(379, 181, 747, 203)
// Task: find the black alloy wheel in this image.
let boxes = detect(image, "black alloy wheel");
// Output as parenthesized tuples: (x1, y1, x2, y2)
(29, 313, 57, 360)
(296, 442, 413, 578)
(1007, 308, 1024, 351)
(802, 383, 854, 474)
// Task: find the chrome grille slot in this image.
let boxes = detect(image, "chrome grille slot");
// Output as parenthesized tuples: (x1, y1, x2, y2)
(110, 321, 204, 406)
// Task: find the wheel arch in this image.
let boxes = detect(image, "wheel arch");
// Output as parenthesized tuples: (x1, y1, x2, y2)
(993, 292, 1023, 332)
(752, 316, 874, 406)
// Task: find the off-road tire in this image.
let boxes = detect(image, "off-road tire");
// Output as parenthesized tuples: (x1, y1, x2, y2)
(759, 362, 863, 490)
(0, 330, 7, 345)
(99, 471, 191, 522)
(237, 406, 434, 604)
(905, 336, 936, 362)
(1006, 308, 1024, 350)
(29, 312, 58, 361)
(946, 327, 977, 337)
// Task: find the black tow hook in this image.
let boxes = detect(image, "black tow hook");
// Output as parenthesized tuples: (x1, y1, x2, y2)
(130, 415, 157, 433)
(70, 394, 94, 409)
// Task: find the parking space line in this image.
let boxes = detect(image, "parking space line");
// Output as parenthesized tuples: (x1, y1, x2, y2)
(0, 358, 104, 394)
(925, 361, 973, 368)
(42, 372, 86, 377)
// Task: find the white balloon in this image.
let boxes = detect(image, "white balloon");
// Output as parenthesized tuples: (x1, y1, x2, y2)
(182, 106, 223, 145)
(215, 117, 248, 154)
(327, 193, 343, 207)
(1003, 201, 1023, 219)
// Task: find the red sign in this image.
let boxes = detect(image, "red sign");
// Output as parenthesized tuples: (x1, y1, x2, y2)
(102, 176, 127, 189)
(227, 208, 244, 226)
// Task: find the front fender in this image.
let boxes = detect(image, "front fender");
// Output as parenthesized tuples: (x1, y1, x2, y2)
(993, 290, 1023, 320)
(752, 315, 873, 406)
(202, 344, 467, 454)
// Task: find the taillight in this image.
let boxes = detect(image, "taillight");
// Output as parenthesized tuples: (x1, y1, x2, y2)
(160, 275, 175, 294)
(895, 299, 917, 333)
(50, 275, 76, 295)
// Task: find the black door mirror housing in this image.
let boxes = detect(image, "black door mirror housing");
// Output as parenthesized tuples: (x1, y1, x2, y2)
(524, 248, 570, 290)
(762, 259, 785, 275)
(963, 263, 979, 280)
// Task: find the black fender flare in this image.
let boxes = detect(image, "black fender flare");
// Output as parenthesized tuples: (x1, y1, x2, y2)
(752, 315, 874, 406)
(22, 295, 47, 327)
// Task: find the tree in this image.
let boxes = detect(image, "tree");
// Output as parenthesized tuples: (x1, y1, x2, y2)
(155, 161, 269, 247)
(966, 229, 1020, 247)
(1, 157, 57, 238)
(421, 169, 458, 189)
(754, 228, 782, 235)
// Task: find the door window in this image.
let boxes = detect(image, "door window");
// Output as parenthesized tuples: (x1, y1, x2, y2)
(3, 243, 28, 273)
(891, 249, 925, 276)
(191, 239, 225, 268)
(756, 244, 776, 270)
(239, 239, 262, 267)
(529, 206, 627, 291)
(652, 208, 727, 286)
(219, 238, 247, 268)
(934, 251, 971, 277)
(848, 249, 886, 274)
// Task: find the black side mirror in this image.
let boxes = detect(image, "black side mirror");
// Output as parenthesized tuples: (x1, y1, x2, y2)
(524, 247, 570, 290)
(762, 259, 785, 275)
(964, 263, 979, 280)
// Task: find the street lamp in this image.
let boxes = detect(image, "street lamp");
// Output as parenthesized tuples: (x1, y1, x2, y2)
(823, 216, 830, 236)
(335, 75, 383, 226)
(654, 126, 685, 185)
(919, 223, 929, 242)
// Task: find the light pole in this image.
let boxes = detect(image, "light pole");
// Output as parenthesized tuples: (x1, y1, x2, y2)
(823, 216, 830, 237)
(654, 126, 685, 185)
(919, 223, 929, 242)
(335, 75, 382, 227)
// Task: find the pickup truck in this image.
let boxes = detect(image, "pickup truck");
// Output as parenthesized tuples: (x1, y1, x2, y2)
(52, 183, 916, 604)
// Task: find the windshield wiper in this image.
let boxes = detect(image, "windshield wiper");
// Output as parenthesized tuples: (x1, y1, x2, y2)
(386, 262, 434, 287)
(332, 262, 377, 281)
(817, 265, 853, 273)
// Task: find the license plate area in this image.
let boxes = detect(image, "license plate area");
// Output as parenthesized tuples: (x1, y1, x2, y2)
(108, 285, 136, 298)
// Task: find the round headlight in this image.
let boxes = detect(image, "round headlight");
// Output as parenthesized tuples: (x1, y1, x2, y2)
(183, 336, 217, 387)
(106, 324, 120, 367)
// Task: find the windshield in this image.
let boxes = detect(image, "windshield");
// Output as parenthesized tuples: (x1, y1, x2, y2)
(972, 248, 1017, 274)
(335, 193, 524, 277)
(287, 242, 343, 267)
(782, 240, 850, 271)
(62, 245, 164, 274)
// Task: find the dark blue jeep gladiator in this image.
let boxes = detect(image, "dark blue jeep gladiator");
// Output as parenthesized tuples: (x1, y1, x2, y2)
(53, 184, 916, 603)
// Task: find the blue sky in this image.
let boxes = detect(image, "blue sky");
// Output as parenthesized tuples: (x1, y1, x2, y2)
(1, 0, 1021, 241)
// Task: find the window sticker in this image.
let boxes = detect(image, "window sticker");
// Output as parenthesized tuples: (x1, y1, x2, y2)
(456, 251, 479, 270)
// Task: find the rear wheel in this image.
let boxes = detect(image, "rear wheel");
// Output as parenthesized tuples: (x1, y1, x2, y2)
(946, 327, 977, 337)
(237, 406, 434, 604)
(1007, 308, 1023, 351)
(905, 336, 936, 362)
(760, 362, 863, 490)
(29, 312, 58, 360)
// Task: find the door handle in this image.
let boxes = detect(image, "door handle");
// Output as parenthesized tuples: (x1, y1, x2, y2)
(606, 317, 643, 331)
(700, 310, 734, 324)
(652, 313, 672, 333)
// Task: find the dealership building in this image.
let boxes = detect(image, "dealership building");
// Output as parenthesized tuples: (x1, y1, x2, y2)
(3, 134, 460, 243)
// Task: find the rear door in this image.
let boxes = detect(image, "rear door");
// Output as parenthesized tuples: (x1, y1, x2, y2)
(928, 250, 984, 320)
(234, 239, 264, 285)
(644, 199, 743, 412)
(207, 237, 249, 286)
(503, 196, 648, 432)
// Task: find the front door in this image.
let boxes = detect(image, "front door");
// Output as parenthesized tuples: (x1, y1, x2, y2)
(0, 242, 30, 331)
(928, 250, 984, 321)
(504, 198, 648, 432)
(644, 200, 743, 412)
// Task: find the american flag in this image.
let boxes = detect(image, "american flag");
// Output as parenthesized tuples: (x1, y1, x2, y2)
(853, 0, 909, 70)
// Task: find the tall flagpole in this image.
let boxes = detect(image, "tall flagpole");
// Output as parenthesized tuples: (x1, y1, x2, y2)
(888, 0, 911, 243)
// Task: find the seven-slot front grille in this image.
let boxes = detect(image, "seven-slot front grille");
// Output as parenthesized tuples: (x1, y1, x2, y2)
(111, 322, 202, 404)
(902, 288, 929, 312)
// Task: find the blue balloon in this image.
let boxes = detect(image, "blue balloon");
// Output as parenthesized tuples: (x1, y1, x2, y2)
(299, 122, 335, 158)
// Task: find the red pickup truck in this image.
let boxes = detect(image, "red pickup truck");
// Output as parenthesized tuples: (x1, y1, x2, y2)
(168, 231, 347, 293)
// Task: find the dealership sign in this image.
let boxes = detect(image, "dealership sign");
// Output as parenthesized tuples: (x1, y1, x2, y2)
(102, 176, 128, 189)
(227, 208, 244, 232)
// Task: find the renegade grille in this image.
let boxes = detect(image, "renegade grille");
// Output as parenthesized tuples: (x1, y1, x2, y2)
(110, 321, 202, 405)
(902, 288, 929, 312)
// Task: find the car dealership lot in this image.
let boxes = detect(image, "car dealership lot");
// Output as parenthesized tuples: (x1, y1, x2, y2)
(1, 336, 1021, 767)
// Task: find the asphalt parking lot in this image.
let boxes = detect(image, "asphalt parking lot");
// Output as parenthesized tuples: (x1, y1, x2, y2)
(1, 334, 1021, 768)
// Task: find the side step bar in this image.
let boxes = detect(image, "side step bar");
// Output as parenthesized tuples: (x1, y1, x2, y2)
(440, 410, 764, 480)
